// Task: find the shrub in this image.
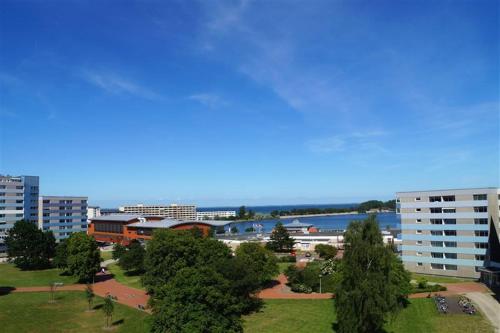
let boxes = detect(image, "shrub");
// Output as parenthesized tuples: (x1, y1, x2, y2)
(290, 284, 312, 293)
(278, 255, 296, 263)
(417, 278, 428, 289)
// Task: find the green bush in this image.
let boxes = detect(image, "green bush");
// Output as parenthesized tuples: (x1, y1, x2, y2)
(417, 278, 428, 289)
(278, 255, 296, 263)
(285, 262, 337, 293)
(411, 283, 447, 293)
(290, 283, 312, 293)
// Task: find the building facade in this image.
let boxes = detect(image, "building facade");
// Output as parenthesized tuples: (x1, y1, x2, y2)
(0, 175, 39, 257)
(88, 215, 228, 245)
(87, 206, 101, 221)
(119, 204, 196, 220)
(397, 188, 500, 279)
(38, 196, 88, 241)
(196, 210, 236, 220)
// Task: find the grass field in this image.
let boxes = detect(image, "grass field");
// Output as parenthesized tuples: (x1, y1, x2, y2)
(0, 264, 78, 288)
(411, 273, 476, 284)
(107, 263, 144, 290)
(100, 251, 113, 261)
(244, 298, 493, 333)
(0, 292, 150, 332)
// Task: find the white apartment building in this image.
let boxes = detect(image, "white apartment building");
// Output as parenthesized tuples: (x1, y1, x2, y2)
(196, 210, 236, 220)
(397, 187, 500, 280)
(119, 204, 196, 220)
(87, 206, 101, 221)
(38, 196, 88, 241)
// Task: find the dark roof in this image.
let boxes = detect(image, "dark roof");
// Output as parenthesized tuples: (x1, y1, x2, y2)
(91, 214, 142, 222)
(127, 218, 231, 229)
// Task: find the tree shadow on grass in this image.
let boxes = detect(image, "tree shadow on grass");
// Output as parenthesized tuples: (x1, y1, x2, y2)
(123, 270, 143, 277)
(112, 319, 124, 326)
(93, 304, 103, 310)
(0, 286, 15, 296)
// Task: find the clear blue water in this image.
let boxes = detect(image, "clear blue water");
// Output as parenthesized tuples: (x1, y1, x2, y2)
(227, 212, 400, 233)
(197, 203, 358, 214)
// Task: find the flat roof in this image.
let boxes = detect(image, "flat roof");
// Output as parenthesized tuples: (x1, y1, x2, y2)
(91, 214, 142, 222)
(396, 187, 498, 195)
(127, 219, 231, 229)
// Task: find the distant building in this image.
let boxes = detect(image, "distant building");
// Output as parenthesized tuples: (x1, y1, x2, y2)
(196, 210, 236, 220)
(0, 175, 39, 257)
(119, 204, 196, 220)
(397, 187, 500, 282)
(87, 206, 101, 221)
(100, 208, 121, 216)
(38, 196, 88, 241)
(88, 215, 230, 245)
(282, 219, 316, 233)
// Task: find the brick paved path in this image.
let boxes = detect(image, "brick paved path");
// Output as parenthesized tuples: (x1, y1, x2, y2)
(409, 282, 489, 299)
(258, 274, 333, 299)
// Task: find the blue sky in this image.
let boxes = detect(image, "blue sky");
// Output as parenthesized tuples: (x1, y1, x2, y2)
(0, 0, 498, 207)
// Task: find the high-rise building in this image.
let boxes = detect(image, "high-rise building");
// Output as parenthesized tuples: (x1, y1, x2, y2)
(196, 210, 236, 220)
(0, 175, 39, 257)
(38, 196, 88, 241)
(87, 206, 101, 221)
(396, 187, 500, 281)
(118, 204, 196, 220)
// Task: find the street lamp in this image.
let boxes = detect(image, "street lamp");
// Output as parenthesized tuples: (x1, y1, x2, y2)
(319, 274, 322, 294)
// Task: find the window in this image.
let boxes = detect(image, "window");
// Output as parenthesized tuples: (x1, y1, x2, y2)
(43, 200, 50, 204)
(416, 252, 423, 256)
(444, 265, 457, 270)
(431, 219, 442, 225)
(475, 218, 488, 225)
(475, 231, 488, 237)
(416, 230, 422, 234)
(473, 194, 487, 201)
(475, 243, 488, 249)
(431, 230, 443, 236)
(429, 196, 442, 202)
(444, 241, 457, 247)
(416, 219, 422, 223)
(417, 262, 423, 266)
(94, 222, 123, 234)
(442, 208, 456, 213)
(415, 208, 421, 212)
(431, 241, 444, 247)
(431, 252, 444, 258)
(474, 206, 487, 213)
(444, 253, 457, 259)
(475, 255, 485, 261)
(443, 219, 456, 224)
(416, 241, 423, 245)
(415, 197, 421, 201)
(430, 208, 442, 213)
(442, 195, 455, 202)
(431, 263, 444, 270)
(444, 230, 457, 236)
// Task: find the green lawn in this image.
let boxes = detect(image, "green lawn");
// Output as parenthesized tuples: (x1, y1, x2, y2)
(100, 251, 113, 261)
(0, 291, 150, 332)
(107, 263, 144, 290)
(244, 298, 493, 333)
(277, 262, 292, 274)
(0, 263, 78, 288)
(411, 273, 476, 284)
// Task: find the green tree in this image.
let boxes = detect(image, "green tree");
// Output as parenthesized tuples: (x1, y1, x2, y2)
(66, 232, 101, 282)
(244, 227, 255, 233)
(230, 226, 239, 234)
(265, 222, 295, 253)
(238, 206, 247, 219)
(235, 243, 278, 285)
(270, 210, 280, 218)
(102, 296, 114, 328)
(118, 240, 145, 273)
(112, 243, 126, 260)
(85, 283, 95, 311)
(314, 244, 338, 259)
(5, 220, 56, 269)
(335, 216, 411, 333)
(53, 239, 68, 269)
(151, 266, 243, 333)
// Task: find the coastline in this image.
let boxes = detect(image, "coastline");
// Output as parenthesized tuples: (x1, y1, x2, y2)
(278, 211, 359, 219)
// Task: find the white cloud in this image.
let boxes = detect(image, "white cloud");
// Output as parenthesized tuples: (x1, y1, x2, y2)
(81, 70, 161, 100)
(188, 93, 227, 108)
(306, 131, 389, 154)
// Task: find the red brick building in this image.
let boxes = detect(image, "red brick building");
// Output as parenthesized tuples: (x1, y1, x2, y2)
(88, 215, 230, 245)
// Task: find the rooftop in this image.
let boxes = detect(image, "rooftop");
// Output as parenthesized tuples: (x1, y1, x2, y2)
(127, 218, 231, 229)
(283, 219, 313, 228)
(91, 214, 142, 222)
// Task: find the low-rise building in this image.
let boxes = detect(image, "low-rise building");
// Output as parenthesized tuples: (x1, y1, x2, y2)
(87, 206, 101, 221)
(38, 196, 88, 241)
(196, 210, 236, 220)
(88, 215, 230, 245)
(282, 219, 317, 233)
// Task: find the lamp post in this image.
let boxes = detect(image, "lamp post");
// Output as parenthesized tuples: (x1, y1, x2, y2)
(319, 274, 322, 294)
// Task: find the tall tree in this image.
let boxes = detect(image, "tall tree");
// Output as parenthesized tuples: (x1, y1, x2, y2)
(5, 220, 56, 269)
(265, 222, 295, 253)
(66, 232, 101, 282)
(238, 206, 247, 219)
(335, 216, 411, 333)
(314, 244, 338, 259)
(53, 239, 68, 269)
(112, 243, 126, 260)
(235, 243, 278, 285)
(118, 240, 145, 273)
